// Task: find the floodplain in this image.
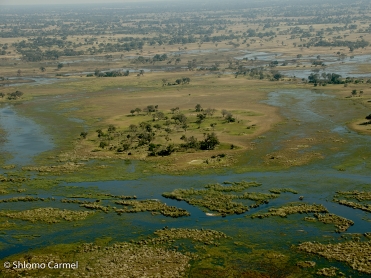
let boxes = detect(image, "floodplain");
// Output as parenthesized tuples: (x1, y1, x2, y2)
(1, 0, 371, 277)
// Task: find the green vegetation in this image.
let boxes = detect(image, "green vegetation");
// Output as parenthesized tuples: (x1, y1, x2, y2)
(298, 241, 371, 274)
(162, 181, 286, 215)
(86, 104, 249, 157)
(114, 199, 190, 218)
(136, 227, 228, 246)
(0, 208, 95, 223)
(251, 203, 328, 218)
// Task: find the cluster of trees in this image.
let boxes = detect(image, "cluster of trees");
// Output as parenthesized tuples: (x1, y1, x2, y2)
(180, 133, 219, 151)
(93, 69, 130, 78)
(0, 90, 23, 100)
(235, 66, 278, 80)
(236, 67, 264, 79)
(246, 29, 276, 38)
(221, 109, 236, 123)
(8, 91, 24, 100)
(344, 77, 370, 85)
(308, 72, 342, 85)
(129, 105, 162, 116)
(162, 77, 190, 86)
(19, 48, 84, 62)
(92, 120, 219, 157)
(311, 40, 369, 51)
(350, 90, 364, 97)
(133, 54, 181, 65)
(153, 54, 168, 62)
(87, 102, 227, 156)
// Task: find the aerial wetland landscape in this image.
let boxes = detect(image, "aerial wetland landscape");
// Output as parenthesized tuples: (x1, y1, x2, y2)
(1, 0, 371, 277)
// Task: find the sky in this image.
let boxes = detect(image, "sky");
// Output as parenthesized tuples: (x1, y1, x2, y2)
(0, 0, 164, 5)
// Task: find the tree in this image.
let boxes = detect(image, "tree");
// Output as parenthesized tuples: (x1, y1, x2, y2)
(0, 92, 5, 98)
(172, 113, 187, 124)
(273, 72, 283, 80)
(145, 105, 156, 114)
(57, 63, 64, 70)
(200, 133, 220, 150)
(225, 112, 235, 123)
(351, 89, 357, 97)
(154, 111, 165, 120)
(170, 107, 179, 114)
(308, 73, 319, 84)
(7, 90, 23, 100)
(17, 69, 22, 76)
(134, 107, 142, 115)
(99, 141, 108, 149)
(96, 129, 104, 137)
(196, 113, 206, 127)
(130, 109, 135, 116)
(205, 108, 216, 117)
(153, 123, 162, 131)
(182, 123, 188, 132)
(195, 104, 202, 112)
(139, 122, 152, 132)
(80, 132, 88, 139)
(221, 109, 228, 118)
(129, 124, 138, 132)
(108, 125, 116, 133)
(210, 123, 217, 131)
(39, 66, 46, 72)
(182, 77, 190, 84)
(137, 132, 154, 146)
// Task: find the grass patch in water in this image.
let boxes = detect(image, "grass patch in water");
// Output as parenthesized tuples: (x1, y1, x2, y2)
(0, 207, 95, 223)
(298, 240, 371, 275)
(0, 240, 191, 278)
(162, 181, 284, 216)
(114, 199, 190, 218)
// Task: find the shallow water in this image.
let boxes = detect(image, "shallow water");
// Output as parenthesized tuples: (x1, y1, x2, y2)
(235, 51, 282, 61)
(0, 105, 54, 165)
(235, 51, 371, 78)
(3, 77, 63, 87)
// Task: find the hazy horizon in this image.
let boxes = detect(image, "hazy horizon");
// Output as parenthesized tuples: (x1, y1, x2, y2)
(0, 0, 172, 5)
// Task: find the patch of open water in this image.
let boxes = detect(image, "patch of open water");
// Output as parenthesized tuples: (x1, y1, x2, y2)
(0, 105, 54, 166)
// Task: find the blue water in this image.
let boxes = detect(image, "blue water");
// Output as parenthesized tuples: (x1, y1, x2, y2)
(0, 105, 54, 165)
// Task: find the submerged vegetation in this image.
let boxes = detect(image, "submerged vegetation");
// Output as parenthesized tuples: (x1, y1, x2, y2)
(162, 181, 299, 215)
(114, 199, 190, 218)
(0, 208, 95, 223)
(298, 240, 371, 274)
(251, 203, 328, 218)
(136, 227, 228, 246)
(1, 0, 371, 276)
(1, 241, 191, 278)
